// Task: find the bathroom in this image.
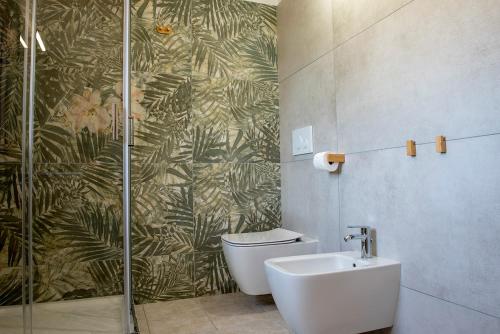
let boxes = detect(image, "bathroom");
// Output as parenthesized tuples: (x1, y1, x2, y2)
(0, 0, 499, 333)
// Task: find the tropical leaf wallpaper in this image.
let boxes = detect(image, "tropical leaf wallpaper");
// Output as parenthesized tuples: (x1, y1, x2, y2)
(131, 0, 280, 304)
(0, 0, 279, 306)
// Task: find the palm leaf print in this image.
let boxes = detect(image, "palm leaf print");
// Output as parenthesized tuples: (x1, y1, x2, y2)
(0, 0, 279, 306)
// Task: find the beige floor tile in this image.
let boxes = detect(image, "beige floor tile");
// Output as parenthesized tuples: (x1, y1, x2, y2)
(210, 310, 290, 333)
(142, 298, 212, 329)
(142, 298, 203, 320)
(0, 328, 23, 334)
(148, 318, 218, 334)
(141, 293, 292, 334)
(0, 305, 23, 330)
(33, 330, 93, 334)
(0, 296, 123, 333)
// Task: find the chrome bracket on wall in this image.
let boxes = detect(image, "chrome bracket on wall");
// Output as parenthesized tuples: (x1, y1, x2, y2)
(111, 103, 119, 141)
(128, 116, 135, 147)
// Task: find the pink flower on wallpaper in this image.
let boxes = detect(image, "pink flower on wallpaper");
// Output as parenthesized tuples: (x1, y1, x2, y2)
(66, 88, 111, 133)
(65, 83, 145, 133)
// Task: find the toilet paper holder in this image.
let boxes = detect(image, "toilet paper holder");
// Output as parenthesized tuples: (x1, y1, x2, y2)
(327, 153, 346, 164)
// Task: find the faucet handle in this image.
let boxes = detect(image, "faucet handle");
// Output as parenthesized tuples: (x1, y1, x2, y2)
(347, 225, 371, 229)
(347, 225, 371, 236)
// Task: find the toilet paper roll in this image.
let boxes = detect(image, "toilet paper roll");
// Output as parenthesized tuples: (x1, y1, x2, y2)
(313, 152, 339, 172)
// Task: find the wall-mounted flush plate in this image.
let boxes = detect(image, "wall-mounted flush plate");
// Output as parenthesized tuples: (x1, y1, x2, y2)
(292, 126, 313, 156)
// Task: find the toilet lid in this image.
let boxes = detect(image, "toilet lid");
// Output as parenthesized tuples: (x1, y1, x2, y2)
(221, 228, 303, 247)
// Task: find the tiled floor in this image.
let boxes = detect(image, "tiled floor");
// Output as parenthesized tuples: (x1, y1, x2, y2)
(136, 293, 291, 334)
(0, 295, 124, 334)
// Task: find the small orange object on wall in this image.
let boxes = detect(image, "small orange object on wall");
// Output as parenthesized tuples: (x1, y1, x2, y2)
(156, 24, 174, 35)
(327, 153, 346, 164)
(406, 140, 416, 157)
(436, 136, 447, 153)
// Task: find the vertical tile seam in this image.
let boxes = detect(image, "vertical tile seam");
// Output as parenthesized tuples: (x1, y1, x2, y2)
(333, 53, 342, 254)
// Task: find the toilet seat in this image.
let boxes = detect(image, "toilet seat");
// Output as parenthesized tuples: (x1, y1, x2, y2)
(222, 228, 318, 295)
(222, 228, 303, 247)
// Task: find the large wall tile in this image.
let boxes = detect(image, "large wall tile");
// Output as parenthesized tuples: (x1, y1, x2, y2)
(0, 267, 23, 306)
(278, 0, 334, 80)
(339, 135, 500, 317)
(335, 0, 500, 153)
(33, 260, 123, 303)
(279, 52, 337, 163)
(0, 163, 22, 276)
(132, 0, 192, 76)
(192, 76, 280, 164)
(194, 251, 237, 297)
(132, 162, 194, 258)
(192, 0, 277, 82)
(133, 73, 192, 164)
(332, 0, 412, 47)
(281, 159, 340, 252)
(393, 287, 500, 334)
(33, 163, 123, 265)
(133, 254, 195, 304)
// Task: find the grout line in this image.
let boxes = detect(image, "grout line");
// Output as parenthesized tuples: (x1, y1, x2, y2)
(337, 173, 341, 252)
(345, 132, 500, 156)
(207, 314, 219, 331)
(333, 50, 342, 253)
(278, 0, 416, 84)
(333, 0, 417, 50)
(445, 131, 500, 142)
(141, 305, 152, 334)
(344, 144, 409, 156)
(197, 297, 220, 331)
(279, 49, 334, 83)
(280, 132, 500, 163)
(400, 284, 500, 320)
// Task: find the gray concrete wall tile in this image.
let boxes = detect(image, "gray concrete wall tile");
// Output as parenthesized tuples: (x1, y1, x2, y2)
(279, 52, 337, 163)
(335, 0, 500, 153)
(278, 0, 334, 81)
(339, 135, 500, 317)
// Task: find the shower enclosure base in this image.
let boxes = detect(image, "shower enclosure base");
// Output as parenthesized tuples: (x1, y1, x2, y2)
(0, 295, 124, 334)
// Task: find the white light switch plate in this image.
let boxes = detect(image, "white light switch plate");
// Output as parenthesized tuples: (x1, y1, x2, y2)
(292, 126, 313, 156)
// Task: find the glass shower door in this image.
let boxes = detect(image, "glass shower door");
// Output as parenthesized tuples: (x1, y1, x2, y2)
(0, 0, 31, 332)
(22, 0, 133, 332)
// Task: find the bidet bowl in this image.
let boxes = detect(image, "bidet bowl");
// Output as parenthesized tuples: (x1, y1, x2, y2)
(265, 251, 401, 334)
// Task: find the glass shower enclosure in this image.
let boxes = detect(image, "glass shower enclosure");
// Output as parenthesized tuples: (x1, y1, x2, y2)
(0, 0, 135, 332)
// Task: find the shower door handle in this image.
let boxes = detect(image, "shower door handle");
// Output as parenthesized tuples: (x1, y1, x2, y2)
(111, 103, 119, 141)
(128, 116, 135, 147)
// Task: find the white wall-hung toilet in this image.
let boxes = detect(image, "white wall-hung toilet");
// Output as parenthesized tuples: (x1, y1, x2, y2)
(222, 228, 318, 295)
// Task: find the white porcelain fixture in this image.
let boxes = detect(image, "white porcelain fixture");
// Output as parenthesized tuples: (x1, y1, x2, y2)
(222, 228, 318, 295)
(265, 251, 401, 334)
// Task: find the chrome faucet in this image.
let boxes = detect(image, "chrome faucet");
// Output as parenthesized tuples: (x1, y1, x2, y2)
(344, 225, 372, 258)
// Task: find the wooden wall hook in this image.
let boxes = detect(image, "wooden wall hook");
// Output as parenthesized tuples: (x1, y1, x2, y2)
(436, 136, 447, 153)
(327, 153, 346, 164)
(406, 140, 416, 157)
